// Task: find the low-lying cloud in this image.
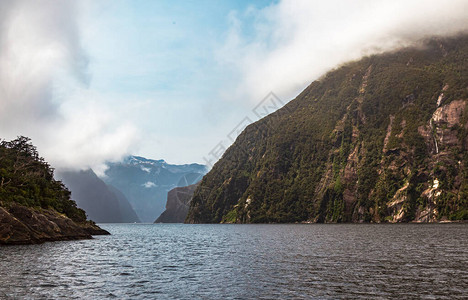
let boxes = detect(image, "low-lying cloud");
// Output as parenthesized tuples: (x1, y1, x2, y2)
(1, 0, 467, 171)
(219, 0, 468, 102)
(0, 0, 138, 173)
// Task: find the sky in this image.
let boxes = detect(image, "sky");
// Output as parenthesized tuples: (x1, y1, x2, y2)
(0, 0, 467, 174)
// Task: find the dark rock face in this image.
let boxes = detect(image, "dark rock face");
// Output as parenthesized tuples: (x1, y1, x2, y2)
(0, 204, 109, 245)
(187, 35, 468, 224)
(58, 169, 140, 223)
(155, 183, 198, 223)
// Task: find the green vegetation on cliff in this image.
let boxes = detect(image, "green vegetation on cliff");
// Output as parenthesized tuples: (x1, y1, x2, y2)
(0, 137, 108, 244)
(0, 136, 86, 222)
(187, 34, 468, 224)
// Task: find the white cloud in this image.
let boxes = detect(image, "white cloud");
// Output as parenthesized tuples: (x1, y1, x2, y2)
(218, 0, 468, 103)
(0, 0, 139, 171)
(142, 181, 156, 188)
(1, 0, 467, 170)
(140, 166, 151, 173)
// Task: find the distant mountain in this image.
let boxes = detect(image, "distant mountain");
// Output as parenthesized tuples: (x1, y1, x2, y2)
(187, 34, 468, 224)
(102, 156, 207, 222)
(107, 185, 141, 223)
(155, 183, 198, 223)
(58, 169, 140, 223)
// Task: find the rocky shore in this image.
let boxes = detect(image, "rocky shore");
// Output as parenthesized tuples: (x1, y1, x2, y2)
(0, 204, 109, 245)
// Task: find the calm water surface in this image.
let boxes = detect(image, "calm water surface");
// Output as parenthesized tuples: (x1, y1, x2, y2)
(0, 224, 467, 299)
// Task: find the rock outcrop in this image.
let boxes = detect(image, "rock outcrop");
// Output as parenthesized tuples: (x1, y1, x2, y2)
(0, 136, 110, 245)
(155, 183, 198, 223)
(0, 204, 109, 245)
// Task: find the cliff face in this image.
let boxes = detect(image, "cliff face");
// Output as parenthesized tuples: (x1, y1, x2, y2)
(155, 183, 198, 223)
(186, 35, 468, 224)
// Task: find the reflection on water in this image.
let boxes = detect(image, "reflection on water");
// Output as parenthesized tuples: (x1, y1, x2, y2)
(0, 224, 467, 299)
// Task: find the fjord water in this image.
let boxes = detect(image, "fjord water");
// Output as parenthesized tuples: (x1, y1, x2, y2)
(0, 224, 466, 299)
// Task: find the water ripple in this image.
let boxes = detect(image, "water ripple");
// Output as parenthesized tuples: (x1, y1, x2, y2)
(0, 224, 467, 299)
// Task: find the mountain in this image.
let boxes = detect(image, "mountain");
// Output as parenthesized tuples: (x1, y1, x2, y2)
(58, 169, 140, 223)
(186, 34, 468, 224)
(107, 185, 141, 223)
(102, 156, 207, 222)
(0, 137, 108, 245)
(155, 183, 198, 223)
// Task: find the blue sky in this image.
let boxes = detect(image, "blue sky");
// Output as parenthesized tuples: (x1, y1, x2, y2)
(80, 0, 277, 165)
(0, 0, 467, 172)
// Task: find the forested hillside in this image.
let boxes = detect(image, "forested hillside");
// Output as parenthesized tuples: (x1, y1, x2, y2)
(187, 35, 468, 223)
(0, 137, 108, 244)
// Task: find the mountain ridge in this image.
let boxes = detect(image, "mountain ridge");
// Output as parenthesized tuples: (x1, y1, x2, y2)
(186, 34, 468, 224)
(103, 155, 207, 222)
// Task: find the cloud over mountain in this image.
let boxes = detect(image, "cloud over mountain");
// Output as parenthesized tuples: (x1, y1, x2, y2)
(219, 0, 468, 102)
(0, 0, 137, 172)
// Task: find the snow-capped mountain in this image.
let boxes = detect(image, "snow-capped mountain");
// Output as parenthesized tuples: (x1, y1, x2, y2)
(101, 156, 207, 222)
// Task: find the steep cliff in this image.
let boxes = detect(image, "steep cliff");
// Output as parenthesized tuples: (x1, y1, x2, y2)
(186, 34, 468, 224)
(155, 183, 198, 223)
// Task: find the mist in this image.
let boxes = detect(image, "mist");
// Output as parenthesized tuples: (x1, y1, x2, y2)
(1, 0, 467, 171)
(0, 0, 138, 174)
(218, 0, 468, 102)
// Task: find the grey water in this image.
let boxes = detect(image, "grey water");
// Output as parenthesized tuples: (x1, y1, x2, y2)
(0, 224, 467, 299)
